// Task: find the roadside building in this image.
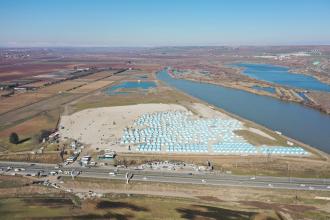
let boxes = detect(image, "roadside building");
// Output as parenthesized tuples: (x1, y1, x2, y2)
(81, 155, 92, 166)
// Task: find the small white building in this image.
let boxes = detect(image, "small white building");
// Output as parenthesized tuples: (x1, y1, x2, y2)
(81, 155, 91, 166)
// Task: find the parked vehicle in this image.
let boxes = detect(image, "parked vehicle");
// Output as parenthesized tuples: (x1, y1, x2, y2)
(49, 171, 58, 175)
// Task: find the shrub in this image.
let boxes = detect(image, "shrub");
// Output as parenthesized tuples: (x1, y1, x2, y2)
(9, 132, 19, 144)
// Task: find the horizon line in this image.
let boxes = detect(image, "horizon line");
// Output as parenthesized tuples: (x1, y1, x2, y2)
(1, 44, 330, 49)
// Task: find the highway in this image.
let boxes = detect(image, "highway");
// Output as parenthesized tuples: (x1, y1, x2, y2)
(1, 161, 330, 191)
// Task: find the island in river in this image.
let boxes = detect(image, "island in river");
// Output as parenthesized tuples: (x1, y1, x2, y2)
(168, 63, 330, 114)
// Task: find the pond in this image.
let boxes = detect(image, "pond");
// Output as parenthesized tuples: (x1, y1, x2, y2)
(105, 81, 156, 95)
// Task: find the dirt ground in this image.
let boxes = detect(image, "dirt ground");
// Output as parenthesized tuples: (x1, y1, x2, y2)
(0, 109, 60, 152)
(0, 92, 52, 114)
(38, 81, 86, 94)
(69, 80, 114, 93)
(76, 70, 116, 81)
(0, 152, 63, 163)
(308, 91, 330, 114)
(0, 62, 75, 81)
(59, 103, 187, 151)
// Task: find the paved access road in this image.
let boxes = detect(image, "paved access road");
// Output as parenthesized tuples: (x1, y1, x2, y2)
(1, 161, 329, 191)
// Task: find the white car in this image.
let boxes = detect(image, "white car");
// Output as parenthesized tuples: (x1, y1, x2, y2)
(300, 184, 306, 187)
(49, 171, 58, 175)
(250, 176, 256, 180)
(109, 172, 116, 176)
(201, 179, 206, 183)
(15, 168, 25, 172)
(143, 176, 147, 180)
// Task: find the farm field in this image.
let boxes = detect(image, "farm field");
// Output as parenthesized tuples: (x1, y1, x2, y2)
(0, 92, 51, 114)
(75, 70, 115, 81)
(0, 109, 60, 152)
(0, 62, 76, 81)
(21, 80, 50, 88)
(0, 93, 80, 130)
(0, 195, 279, 220)
(0, 81, 87, 115)
(69, 80, 114, 93)
(0, 69, 121, 115)
(38, 81, 86, 94)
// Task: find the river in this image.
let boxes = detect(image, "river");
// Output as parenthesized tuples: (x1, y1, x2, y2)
(157, 69, 330, 153)
(234, 63, 330, 92)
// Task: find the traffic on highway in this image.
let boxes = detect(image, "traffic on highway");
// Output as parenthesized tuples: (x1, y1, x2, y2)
(1, 161, 329, 191)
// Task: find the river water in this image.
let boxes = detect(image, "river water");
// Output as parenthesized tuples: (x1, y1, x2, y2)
(234, 63, 330, 92)
(157, 69, 330, 153)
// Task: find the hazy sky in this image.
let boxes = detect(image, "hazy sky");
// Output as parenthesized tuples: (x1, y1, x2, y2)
(0, 0, 329, 47)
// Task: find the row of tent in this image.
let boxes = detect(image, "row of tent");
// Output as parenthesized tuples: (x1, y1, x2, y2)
(135, 143, 309, 155)
(259, 146, 309, 155)
(212, 144, 308, 155)
(136, 144, 161, 152)
(121, 111, 309, 156)
(122, 111, 243, 147)
(167, 143, 208, 153)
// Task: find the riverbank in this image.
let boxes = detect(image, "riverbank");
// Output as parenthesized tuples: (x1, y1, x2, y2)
(177, 64, 330, 115)
(233, 63, 330, 114)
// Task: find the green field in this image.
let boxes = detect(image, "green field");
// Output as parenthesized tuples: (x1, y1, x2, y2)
(0, 194, 281, 220)
(1, 193, 328, 220)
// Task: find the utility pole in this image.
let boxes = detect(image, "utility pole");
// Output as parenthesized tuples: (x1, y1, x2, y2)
(125, 172, 133, 184)
(287, 163, 291, 183)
